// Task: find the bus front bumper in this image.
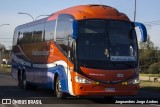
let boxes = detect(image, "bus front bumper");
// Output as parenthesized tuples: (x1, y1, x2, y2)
(74, 83, 139, 96)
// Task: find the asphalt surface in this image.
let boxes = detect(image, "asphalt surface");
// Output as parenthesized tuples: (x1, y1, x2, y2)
(0, 71, 160, 107)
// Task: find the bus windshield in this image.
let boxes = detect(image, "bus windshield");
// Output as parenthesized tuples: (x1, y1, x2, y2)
(77, 20, 137, 62)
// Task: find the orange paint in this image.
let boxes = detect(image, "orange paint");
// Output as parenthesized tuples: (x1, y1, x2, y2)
(48, 4, 130, 21)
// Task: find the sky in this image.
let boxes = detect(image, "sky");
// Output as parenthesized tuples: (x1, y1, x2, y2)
(0, 0, 160, 49)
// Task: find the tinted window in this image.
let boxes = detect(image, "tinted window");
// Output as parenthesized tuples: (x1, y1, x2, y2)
(79, 20, 105, 33)
(45, 21, 55, 41)
(13, 30, 18, 46)
(78, 20, 108, 60)
(17, 30, 24, 45)
(56, 20, 72, 54)
(23, 27, 33, 44)
(108, 21, 137, 60)
(78, 20, 137, 61)
(32, 24, 43, 43)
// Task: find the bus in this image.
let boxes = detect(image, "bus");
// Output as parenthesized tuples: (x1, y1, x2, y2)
(12, 4, 147, 99)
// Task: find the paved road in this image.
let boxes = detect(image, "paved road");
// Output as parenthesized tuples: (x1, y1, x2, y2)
(0, 71, 160, 107)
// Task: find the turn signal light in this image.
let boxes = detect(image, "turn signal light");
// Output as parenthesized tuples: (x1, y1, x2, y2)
(122, 81, 128, 85)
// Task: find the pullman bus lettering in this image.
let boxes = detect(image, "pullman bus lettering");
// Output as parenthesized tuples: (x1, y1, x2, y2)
(11, 4, 147, 99)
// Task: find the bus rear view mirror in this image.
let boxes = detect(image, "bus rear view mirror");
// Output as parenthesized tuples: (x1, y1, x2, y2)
(134, 22, 147, 42)
(71, 20, 78, 39)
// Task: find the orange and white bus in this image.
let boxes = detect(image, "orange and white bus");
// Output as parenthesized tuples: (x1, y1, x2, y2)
(12, 4, 147, 99)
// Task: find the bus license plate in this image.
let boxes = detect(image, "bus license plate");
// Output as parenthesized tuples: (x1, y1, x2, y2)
(105, 88, 115, 92)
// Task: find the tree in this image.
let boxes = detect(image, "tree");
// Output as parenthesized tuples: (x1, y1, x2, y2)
(148, 62, 160, 74)
(139, 35, 160, 74)
(139, 35, 154, 50)
(0, 43, 6, 60)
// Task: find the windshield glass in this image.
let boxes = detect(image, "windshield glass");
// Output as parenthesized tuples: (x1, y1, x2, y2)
(77, 20, 137, 62)
(108, 21, 137, 61)
(78, 20, 109, 60)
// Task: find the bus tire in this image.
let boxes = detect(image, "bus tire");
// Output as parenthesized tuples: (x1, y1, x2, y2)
(22, 71, 28, 89)
(18, 70, 22, 88)
(55, 76, 66, 99)
(21, 71, 37, 90)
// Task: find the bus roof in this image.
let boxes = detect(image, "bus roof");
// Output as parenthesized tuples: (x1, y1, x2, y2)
(48, 4, 130, 21)
(16, 4, 130, 30)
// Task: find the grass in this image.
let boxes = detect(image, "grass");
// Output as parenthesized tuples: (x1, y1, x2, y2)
(140, 80, 160, 93)
(140, 74, 160, 77)
(0, 66, 11, 73)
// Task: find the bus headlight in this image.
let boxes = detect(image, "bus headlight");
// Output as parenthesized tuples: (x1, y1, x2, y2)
(75, 76, 92, 84)
(128, 76, 140, 84)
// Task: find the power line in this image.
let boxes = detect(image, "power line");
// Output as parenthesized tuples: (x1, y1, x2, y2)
(144, 23, 160, 26)
(0, 38, 12, 39)
(145, 22, 160, 24)
(0, 41, 12, 42)
(143, 20, 160, 26)
(144, 20, 160, 24)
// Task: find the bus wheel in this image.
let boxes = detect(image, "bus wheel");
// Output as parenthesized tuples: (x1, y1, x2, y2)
(22, 72, 28, 89)
(22, 72, 37, 90)
(22, 72, 35, 90)
(18, 70, 22, 88)
(55, 76, 66, 99)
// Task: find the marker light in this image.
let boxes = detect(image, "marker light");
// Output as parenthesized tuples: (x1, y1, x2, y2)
(122, 81, 128, 85)
(94, 82, 100, 85)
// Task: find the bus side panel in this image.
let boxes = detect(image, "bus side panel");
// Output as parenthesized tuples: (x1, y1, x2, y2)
(11, 59, 19, 80)
(12, 40, 74, 95)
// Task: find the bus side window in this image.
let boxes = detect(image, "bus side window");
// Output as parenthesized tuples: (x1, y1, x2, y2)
(56, 20, 72, 55)
(17, 31, 24, 45)
(17, 31, 20, 45)
(23, 30, 33, 44)
(32, 24, 44, 43)
(33, 31, 43, 43)
(13, 30, 18, 46)
(45, 21, 56, 41)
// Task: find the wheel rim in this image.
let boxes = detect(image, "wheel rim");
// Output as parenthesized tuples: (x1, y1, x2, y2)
(56, 78, 62, 97)
(22, 74, 26, 88)
(18, 75, 21, 85)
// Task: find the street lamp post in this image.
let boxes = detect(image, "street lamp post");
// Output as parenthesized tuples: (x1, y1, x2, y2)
(0, 24, 10, 27)
(18, 12, 35, 21)
(35, 15, 50, 20)
(134, 0, 137, 22)
(18, 12, 50, 21)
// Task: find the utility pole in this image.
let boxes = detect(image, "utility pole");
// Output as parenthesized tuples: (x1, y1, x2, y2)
(134, 0, 137, 22)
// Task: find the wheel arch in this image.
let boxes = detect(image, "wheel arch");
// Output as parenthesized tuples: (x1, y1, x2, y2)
(52, 66, 69, 94)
